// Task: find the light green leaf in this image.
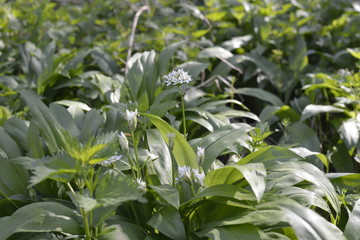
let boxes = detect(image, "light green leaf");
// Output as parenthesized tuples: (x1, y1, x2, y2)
(142, 113, 197, 169)
(301, 104, 344, 121)
(150, 184, 180, 209)
(190, 184, 255, 202)
(238, 146, 303, 167)
(347, 48, 360, 60)
(327, 173, 360, 190)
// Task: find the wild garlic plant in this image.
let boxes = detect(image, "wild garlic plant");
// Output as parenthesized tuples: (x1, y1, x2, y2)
(164, 68, 193, 139)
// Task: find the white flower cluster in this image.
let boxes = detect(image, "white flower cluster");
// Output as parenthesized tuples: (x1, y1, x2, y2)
(98, 154, 122, 166)
(164, 69, 192, 86)
(135, 178, 147, 192)
(177, 166, 205, 185)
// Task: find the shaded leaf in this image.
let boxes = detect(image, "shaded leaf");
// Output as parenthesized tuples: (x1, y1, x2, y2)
(0, 202, 82, 239)
(147, 207, 186, 240)
(150, 184, 180, 209)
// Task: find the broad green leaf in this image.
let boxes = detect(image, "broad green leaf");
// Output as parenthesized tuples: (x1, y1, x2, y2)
(347, 48, 360, 60)
(221, 35, 252, 51)
(150, 184, 180, 209)
(272, 161, 340, 214)
(276, 187, 330, 214)
(274, 105, 301, 123)
(91, 47, 118, 75)
(176, 61, 209, 79)
(127, 58, 143, 102)
(198, 46, 233, 59)
(100, 216, 145, 240)
(27, 121, 45, 158)
(147, 207, 186, 240)
(159, 40, 187, 76)
(3, 118, 28, 152)
(49, 104, 80, 137)
(193, 123, 253, 171)
(0, 156, 28, 196)
(289, 34, 308, 72)
(327, 173, 360, 190)
(338, 118, 359, 149)
(344, 198, 360, 240)
(0, 127, 22, 159)
(78, 109, 102, 142)
(281, 122, 321, 152)
(190, 184, 255, 202)
(279, 202, 346, 240)
(20, 91, 65, 153)
(203, 163, 266, 201)
(197, 224, 262, 240)
(77, 194, 98, 212)
(95, 170, 145, 206)
(142, 113, 197, 169)
(290, 147, 329, 171)
(238, 146, 303, 167)
(29, 155, 77, 187)
(301, 104, 344, 121)
(232, 163, 266, 202)
(0, 202, 82, 239)
(204, 166, 245, 186)
(146, 129, 173, 185)
(233, 88, 283, 106)
(54, 100, 91, 111)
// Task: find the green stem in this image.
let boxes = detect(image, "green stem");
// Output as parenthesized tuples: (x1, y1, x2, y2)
(132, 131, 141, 179)
(180, 85, 187, 139)
(67, 182, 91, 240)
(0, 189, 19, 209)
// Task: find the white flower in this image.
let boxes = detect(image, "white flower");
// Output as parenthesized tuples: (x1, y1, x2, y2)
(99, 154, 122, 166)
(125, 109, 138, 131)
(118, 132, 129, 153)
(164, 69, 192, 86)
(177, 165, 192, 183)
(196, 146, 205, 167)
(192, 169, 205, 185)
(136, 178, 146, 192)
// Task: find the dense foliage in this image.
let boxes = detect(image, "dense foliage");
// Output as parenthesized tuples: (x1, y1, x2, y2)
(0, 0, 359, 239)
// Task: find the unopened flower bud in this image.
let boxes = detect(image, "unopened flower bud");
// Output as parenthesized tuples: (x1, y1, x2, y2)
(125, 109, 138, 132)
(118, 131, 129, 153)
(196, 146, 205, 167)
